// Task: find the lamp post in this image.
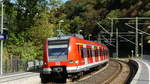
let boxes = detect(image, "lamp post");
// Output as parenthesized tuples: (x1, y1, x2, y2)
(116, 28, 118, 58)
(135, 17, 139, 57)
(131, 50, 134, 58)
(0, 0, 3, 75)
(140, 33, 143, 59)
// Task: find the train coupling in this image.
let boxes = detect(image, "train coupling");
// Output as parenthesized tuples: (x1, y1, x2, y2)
(52, 66, 66, 73)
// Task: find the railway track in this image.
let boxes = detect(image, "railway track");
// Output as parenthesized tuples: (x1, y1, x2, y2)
(71, 60, 130, 84)
(45, 59, 131, 84)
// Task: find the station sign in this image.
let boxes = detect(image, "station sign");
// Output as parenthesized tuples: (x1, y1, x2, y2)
(0, 34, 7, 40)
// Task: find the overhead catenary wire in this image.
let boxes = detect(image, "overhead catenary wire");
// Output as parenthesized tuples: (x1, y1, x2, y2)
(125, 23, 150, 35)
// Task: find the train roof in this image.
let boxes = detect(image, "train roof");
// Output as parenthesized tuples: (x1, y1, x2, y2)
(47, 34, 107, 48)
(47, 34, 84, 41)
(70, 37, 108, 49)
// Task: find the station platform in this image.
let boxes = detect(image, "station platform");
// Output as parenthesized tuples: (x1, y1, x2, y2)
(0, 72, 41, 84)
(131, 59, 150, 84)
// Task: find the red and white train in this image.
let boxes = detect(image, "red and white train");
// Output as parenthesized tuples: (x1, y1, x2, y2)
(40, 35, 109, 82)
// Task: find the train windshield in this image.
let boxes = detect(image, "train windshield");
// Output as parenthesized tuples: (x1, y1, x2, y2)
(48, 40, 68, 61)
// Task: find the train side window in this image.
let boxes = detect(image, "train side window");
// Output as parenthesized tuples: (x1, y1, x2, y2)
(78, 45, 84, 58)
(77, 45, 80, 54)
(91, 48, 94, 57)
(80, 47, 84, 58)
(104, 49, 106, 56)
(96, 48, 98, 57)
(98, 48, 101, 56)
(102, 48, 104, 56)
(97, 48, 99, 56)
(89, 48, 92, 57)
(94, 48, 98, 57)
(105, 49, 107, 56)
(103, 49, 105, 56)
(106, 50, 108, 56)
(87, 48, 89, 57)
(99, 48, 101, 56)
(87, 48, 91, 58)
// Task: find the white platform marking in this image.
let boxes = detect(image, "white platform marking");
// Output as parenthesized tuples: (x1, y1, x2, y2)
(142, 60, 150, 84)
(130, 60, 141, 84)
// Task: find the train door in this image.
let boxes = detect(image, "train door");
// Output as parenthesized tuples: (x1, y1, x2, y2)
(77, 44, 84, 65)
(95, 47, 99, 62)
(102, 47, 105, 60)
(91, 46, 95, 63)
(97, 47, 101, 62)
(105, 49, 107, 59)
(104, 48, 106, 60)
(103, 48, 105, 60)
(86, 46, 93, 64)
(83, 45, 88, 65)
(103, 48, 106, 60)
(100, 47, 103, 60)
(106, 49, 109, 59)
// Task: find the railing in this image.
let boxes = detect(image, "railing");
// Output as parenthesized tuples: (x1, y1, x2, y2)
(3, 60, 43, 74)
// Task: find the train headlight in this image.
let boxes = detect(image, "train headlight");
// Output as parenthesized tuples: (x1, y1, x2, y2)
(68, 60, 79, 64)
(68, 60, 74, 64)
(44, 62, 47, 65)
(75, 61, 79, 64)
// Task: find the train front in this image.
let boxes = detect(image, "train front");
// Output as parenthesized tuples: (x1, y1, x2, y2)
(40, 37, 70, 82)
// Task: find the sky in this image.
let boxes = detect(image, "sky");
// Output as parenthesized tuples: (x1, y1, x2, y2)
(63, 0, 68, 1)
(62, 0, 69, 3)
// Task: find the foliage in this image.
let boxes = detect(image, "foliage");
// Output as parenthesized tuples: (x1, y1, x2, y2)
(3, 0, 150, 62)
(28, 12, 55, 46)
(5, 42, 38, 61)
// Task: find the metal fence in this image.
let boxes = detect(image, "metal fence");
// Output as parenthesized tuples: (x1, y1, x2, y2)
(3, 60, 43, 73)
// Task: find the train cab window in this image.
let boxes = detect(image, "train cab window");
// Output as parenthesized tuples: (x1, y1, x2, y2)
(48, 47, 68, 60)
(48, 40, 69, 61)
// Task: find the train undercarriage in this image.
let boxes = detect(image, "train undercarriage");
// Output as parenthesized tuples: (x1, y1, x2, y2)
(40, 63, 108, 83)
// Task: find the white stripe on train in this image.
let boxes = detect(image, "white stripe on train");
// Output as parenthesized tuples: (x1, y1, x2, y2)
(67, 59, 109, 73)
